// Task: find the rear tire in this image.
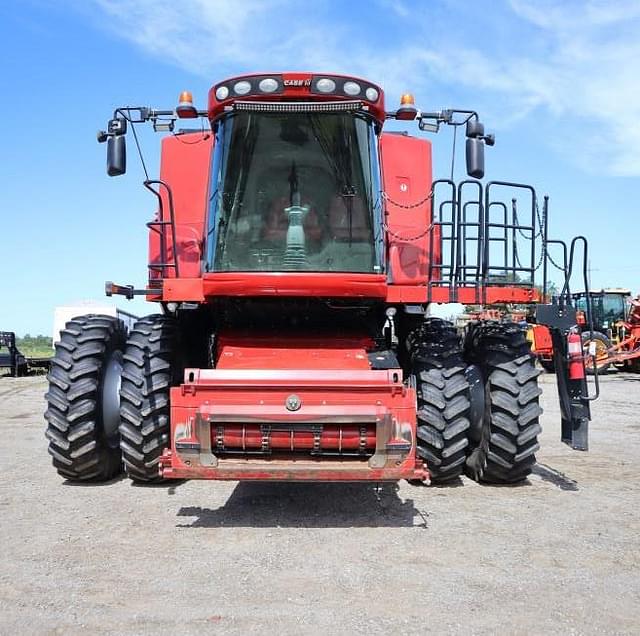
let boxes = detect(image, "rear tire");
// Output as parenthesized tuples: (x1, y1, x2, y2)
(119, 315, 177, 482)
(45, 314, 126, 481)
(464, 322, 542, 484)
(409, 318, 470, 483)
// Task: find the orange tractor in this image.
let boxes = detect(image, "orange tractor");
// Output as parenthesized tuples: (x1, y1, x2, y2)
(45, 72, 598, 486)
(577, 290, 640, 373)
(530, 289, 640, 373)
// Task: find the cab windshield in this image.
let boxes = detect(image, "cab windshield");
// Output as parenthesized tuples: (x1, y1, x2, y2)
(575, 293, 626, 326)
(206, 110, 382, 273)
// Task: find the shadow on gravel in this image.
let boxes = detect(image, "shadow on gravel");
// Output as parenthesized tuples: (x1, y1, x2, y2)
(61, 475, 186, 492)
(62, 474, 127, 487)
(532, 464, 579, 491)
(176, 482, 427, 528)
(130, 479, 186, 494)
(473, 480, 532, 489)
(431, 477, 464, 488)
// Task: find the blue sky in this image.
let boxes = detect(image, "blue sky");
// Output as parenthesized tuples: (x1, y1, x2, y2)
(1, 0, 639, 336)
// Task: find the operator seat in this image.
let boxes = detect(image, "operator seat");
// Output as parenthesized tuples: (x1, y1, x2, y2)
(328, 194, 370, 241)
(262, 196, 322, 242)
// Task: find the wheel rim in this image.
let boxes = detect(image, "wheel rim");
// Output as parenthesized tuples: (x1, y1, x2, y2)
(584, 338, 608, 370)
(102, 350, 123, 447)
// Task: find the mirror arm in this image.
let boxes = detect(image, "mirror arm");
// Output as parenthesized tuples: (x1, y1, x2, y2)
(113, 106, 209, 123)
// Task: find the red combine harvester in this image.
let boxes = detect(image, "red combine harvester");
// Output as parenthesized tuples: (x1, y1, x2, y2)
(45, 73, 597, 485)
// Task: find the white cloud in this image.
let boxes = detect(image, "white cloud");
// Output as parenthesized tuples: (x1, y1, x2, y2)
(85, 0, 640, 176)
(375, 0, 411, 18)
(506, 0, 640, 175)
(92, 0, 289, 74)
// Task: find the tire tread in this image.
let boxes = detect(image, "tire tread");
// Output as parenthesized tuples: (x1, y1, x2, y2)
(465, 321, 542, 483)
(44, 314, 125, 481)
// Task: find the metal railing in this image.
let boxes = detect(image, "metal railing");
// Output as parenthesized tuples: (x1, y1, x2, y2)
(144, 179, 180, 283)
(428, 179, 550, 303)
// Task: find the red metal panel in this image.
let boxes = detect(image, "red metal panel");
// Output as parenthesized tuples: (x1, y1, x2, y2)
(428, 286, 540, 304)
(380, 132, 436, 286)
(215, 333, 374, 370)
(148, 132, 213, 282)
(385, 285, 428, 303)
(162, 278, 205, 302)
(530, 324, 553, 356)
(201, 272, 387, 298)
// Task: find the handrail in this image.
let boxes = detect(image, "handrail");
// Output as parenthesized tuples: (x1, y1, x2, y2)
(429, 179, 543, 304)
(143, 179, 180, 278)
(566, 235, 600, 401)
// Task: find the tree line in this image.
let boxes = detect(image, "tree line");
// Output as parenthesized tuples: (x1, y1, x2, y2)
(16, 334, 53, 349)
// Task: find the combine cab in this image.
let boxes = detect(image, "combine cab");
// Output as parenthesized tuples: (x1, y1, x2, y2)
(45, 73, 597, 484)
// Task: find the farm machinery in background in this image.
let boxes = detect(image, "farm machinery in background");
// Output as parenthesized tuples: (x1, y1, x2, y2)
(0, 332, 27, 377)
(0, 332, 51, 377)
(529, 289, 640, 373)
(45, 72, 599, 487)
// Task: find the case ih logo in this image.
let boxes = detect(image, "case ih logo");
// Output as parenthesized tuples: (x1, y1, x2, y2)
(283, 79, 312, 87)
(285, 395, 302, 411)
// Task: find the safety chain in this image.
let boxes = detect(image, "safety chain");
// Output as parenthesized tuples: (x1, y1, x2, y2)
(512, 201, 543, 241)
(383, 222, 435, 242)
(382, 190, 434, 209)
(546, 250, 567, 272)
(514, 242, 545, 273)
(382, 188, 567, 275)
(512, 198, 568, 277)
(382, 190, 435, 241)
(547, 252, 567, 274)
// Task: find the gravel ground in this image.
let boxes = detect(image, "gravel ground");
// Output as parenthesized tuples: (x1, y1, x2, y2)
(1, 372, 639, 635)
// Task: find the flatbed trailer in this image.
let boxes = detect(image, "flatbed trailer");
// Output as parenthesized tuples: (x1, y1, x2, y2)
(0, 331, 51, 377)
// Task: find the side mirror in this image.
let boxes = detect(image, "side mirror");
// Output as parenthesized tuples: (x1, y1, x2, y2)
(107, 135, 126, 176)
(466, 137, 484, 179)
(466, 119, 484, 138)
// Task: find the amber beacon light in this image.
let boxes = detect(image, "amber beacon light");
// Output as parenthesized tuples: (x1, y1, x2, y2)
(176, 91, 198, 118)
(396, 93, 417, 120)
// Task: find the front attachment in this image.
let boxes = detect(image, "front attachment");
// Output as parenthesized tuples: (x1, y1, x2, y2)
(160, 368, 428, 482)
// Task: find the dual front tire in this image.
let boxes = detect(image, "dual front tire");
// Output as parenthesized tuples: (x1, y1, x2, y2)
(45, 314, 175, 483)
(45, 315, 126, 481)
(410, 319, 471, 483)
(410, 319, 542, 484)
(463, 322, 542, 483)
